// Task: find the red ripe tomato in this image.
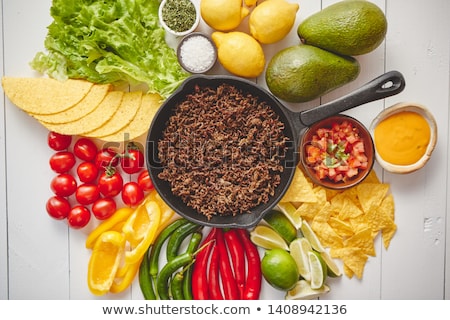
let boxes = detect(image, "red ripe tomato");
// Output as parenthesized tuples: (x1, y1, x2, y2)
(121, 147, 144, 174)
(47, 132, 72, 151)
(75, 184, 100, 205)
(50, 174, 77, 197)
(73, 137, 98, 162)
(98, 171, 123, 197)
(77, 162, 99, 183)
(67, 205, 91, 229)
(46, 196, 71, 220)
(137, 170, 154, 191)
(95, 148, 119, 170)
(92, 197, 117, 220)
(49, 151, 76, 173)
(122, 182, 144, 206)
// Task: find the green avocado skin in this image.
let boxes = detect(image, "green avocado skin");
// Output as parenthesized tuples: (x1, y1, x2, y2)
(297, 0, 387, 56)
(265, 44, 360, 103)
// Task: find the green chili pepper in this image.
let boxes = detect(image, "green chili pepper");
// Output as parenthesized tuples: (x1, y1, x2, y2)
(139, 246, 157, 300)
(157, 252, 193, 300)
(166, 221, 201, 262)
(183, 231, 203, 300)
(148, 218, 190, 280)
(170, 272, 185, 300)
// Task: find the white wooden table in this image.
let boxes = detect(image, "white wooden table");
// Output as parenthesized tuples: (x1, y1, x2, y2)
(1, 0, 449, 300)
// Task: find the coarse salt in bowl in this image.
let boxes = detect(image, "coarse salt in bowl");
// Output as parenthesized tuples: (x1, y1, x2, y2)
(159, 0, 200, 37)
(177, 32, 218, 74)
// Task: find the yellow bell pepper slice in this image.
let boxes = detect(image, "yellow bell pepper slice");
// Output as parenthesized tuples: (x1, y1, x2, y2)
(109, 256, 143, 294)
(87, 231, 125, 296)
(123, 201, 161, 264)
(85, 207, 134, 249)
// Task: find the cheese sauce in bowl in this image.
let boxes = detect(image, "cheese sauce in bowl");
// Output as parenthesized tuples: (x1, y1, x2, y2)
(370, 102, 437, 173)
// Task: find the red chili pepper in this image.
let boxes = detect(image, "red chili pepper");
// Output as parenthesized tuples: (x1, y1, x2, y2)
(208, 241, 223, 300)
(192, 227, 216, 300)
(236, 228, 262, 300)
(224, 229, 246, 299)
(215, 228, 239, 300)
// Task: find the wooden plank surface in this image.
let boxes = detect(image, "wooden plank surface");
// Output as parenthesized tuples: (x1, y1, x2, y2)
(1, 0, 449, 300)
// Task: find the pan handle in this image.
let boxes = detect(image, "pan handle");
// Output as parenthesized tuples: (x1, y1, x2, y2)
(299, 70, 405, 126)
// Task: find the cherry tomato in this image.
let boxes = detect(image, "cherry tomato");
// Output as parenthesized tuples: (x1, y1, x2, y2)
(50, 174, 77, 197)
(75, 183, 100, 205)
(49, 151, 76, 173)
(92, 197, 117, 220)
(95, 148, 119, 170)
(46, 196, 71, 220)
(121, 147, 144, 174)
(98, 171, 123, 197)
(121, 182, 144, 206)
(77, 162, 99, 183)
(48, 132, 72, 151)
(67, 205, 91, 229)
(73, 138, 98, 162)
(137, 170, 154, 191)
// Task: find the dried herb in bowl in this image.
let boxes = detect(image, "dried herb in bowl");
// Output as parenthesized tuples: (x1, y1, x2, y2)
(161, 0, 197, 33)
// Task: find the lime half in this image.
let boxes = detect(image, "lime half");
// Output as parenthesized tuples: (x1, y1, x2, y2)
(285, 280, 330, 300)
(264, 209, 298, 244)
(289, 238, 312, 281)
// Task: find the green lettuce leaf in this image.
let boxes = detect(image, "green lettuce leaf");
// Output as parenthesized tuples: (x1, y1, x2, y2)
(30, 0, 189, 98)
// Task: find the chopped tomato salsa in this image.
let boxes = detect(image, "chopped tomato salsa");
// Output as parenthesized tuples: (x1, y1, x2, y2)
(305, 120, 369, 183)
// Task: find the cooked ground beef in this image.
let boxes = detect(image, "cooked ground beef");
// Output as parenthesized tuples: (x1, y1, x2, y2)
(157, 83, 289, 219)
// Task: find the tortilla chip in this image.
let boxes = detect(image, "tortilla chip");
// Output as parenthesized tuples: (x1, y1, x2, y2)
(344, 227, 376, 256)
(33, 83, 112, 124)
(331, 247, 368, 279)
(98, 93, 161, 142)
(281, 168, 317, 203)
(2, 77, 94, 114)
(84, 91, 143, 138)
(356, 183, 390, 213)
(329, 217, 354, 238)
(311, 220, 343, 248)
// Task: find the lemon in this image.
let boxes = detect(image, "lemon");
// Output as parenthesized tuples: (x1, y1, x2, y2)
(250, 225, 289, 250)
(308, 251, 327, 289)
(276, 202, 302, 229)
(249, 0, 299, 44)
(211, 31, 265, 78)
(289, 238, 312, 281)
(261, 248, 299, 291)
(285, 280, 330, 300)
(320, 250, 342, 278)
(300, 220, 325, 253)
(263, 209, 297, 244)
(200, 0, 249, 31)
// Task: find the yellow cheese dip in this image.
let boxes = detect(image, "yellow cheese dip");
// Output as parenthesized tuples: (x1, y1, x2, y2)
(374, 111, 430, 165)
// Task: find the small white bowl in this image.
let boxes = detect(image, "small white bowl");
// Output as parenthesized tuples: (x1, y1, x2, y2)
(158, 0, 200, 37)
(177, 32, 217, 74)
(370, 102, 437, 174)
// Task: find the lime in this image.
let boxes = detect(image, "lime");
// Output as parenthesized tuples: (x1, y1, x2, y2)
(289, 238, 312, 281)
(300, 220, 325, 252)
(261, 248, 299, 291)
(285, 280, 330, 300)
(263, 209, 298, 243)
(276, 202, 302, 229)
(250, 225, 289, 250)
(320, 250, 342, 277)
(308, 251, 327, 289)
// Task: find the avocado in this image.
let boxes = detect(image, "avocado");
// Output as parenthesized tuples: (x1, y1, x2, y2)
(297, 0, 387, 56)
(265, 44, 360, 103)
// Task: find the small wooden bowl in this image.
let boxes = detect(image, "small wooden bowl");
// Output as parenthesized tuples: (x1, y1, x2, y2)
(369, 102, 437, 174)
(300, 115, 375, 190)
